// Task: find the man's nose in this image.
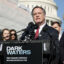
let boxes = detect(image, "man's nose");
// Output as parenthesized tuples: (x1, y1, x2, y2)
(36, 14, 39, 17)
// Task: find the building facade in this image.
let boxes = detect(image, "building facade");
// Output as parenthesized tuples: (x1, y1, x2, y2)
(0, 0, 32, 30)
(18, 0, 61, 26)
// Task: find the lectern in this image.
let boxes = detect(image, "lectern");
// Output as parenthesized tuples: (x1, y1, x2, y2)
(0, 41, 42, 64)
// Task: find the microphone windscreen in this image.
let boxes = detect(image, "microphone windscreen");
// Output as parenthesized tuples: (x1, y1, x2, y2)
(34, 24, 39, 29)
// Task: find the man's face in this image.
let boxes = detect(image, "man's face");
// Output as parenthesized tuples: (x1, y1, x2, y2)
(32, 8, 45, 25)
(52, 23, 61, 33)
(3, 30, 10, 41)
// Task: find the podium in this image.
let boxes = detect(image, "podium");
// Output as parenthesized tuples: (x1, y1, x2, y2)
(0, 41, 42, 64)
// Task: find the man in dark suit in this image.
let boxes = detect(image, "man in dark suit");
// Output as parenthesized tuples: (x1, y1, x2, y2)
(31, 6, 60, 64)
(51, 22, 62, 41)
(60, 32, 64, 64)
(52, 22, 64, 64)
(20, 6, 59, 64)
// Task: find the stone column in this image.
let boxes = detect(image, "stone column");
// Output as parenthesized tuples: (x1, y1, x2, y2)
(49, 20, 51, 26)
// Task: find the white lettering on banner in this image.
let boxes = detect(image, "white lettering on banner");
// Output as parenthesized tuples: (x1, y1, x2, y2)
(6, 46, 31, 55)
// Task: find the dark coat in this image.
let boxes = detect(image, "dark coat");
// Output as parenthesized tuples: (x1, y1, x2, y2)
(60, 32, 64, 63)
(37, 24, 59, 64)
(20, 24, 60, 64)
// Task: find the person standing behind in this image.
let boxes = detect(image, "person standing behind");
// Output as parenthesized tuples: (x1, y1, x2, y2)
(31, 6, 59, 64)
(0, 28, 10, 64)
(52, 22, 64, 64)
(10, 29, 17, 41)
(51, 22, 62, 41)
(1, 28, 10, 41)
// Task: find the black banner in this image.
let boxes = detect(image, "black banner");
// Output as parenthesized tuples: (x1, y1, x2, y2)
(2, 41, 42, 64)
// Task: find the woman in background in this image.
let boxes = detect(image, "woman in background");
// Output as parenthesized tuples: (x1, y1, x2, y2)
(2, 28, 10, 41)
(10, 29, 17, 41)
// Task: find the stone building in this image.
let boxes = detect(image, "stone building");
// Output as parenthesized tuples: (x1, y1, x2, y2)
(18, 0, 61, 26)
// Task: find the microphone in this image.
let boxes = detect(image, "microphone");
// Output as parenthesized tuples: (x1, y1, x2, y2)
(26, 22, 35, 30)
(20, 22, 38, 40)
(34, 24, 39, 29)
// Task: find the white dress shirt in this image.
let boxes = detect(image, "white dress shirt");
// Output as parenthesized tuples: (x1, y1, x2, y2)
(35, 21, 46, 34)
(58, 31, 63, 41)
(39, 22, 46, 34)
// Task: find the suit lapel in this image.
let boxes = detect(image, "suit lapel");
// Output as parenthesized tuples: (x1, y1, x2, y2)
(40, 24, 49, 35)
(39, 24, 49, 39)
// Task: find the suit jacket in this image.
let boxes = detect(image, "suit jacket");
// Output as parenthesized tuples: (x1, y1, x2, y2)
(60, 32, 64, 63)
(36, 24, 59, 64)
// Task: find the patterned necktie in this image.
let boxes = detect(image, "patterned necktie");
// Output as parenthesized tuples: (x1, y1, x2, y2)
(34, 27, 39, 39)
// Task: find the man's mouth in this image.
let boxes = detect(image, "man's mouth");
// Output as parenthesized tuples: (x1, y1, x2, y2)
(36, 18, 40, 20)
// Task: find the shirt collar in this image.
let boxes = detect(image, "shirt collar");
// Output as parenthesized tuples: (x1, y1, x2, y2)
(58, 30, 63, 41)
(39, 21, 46, 33)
